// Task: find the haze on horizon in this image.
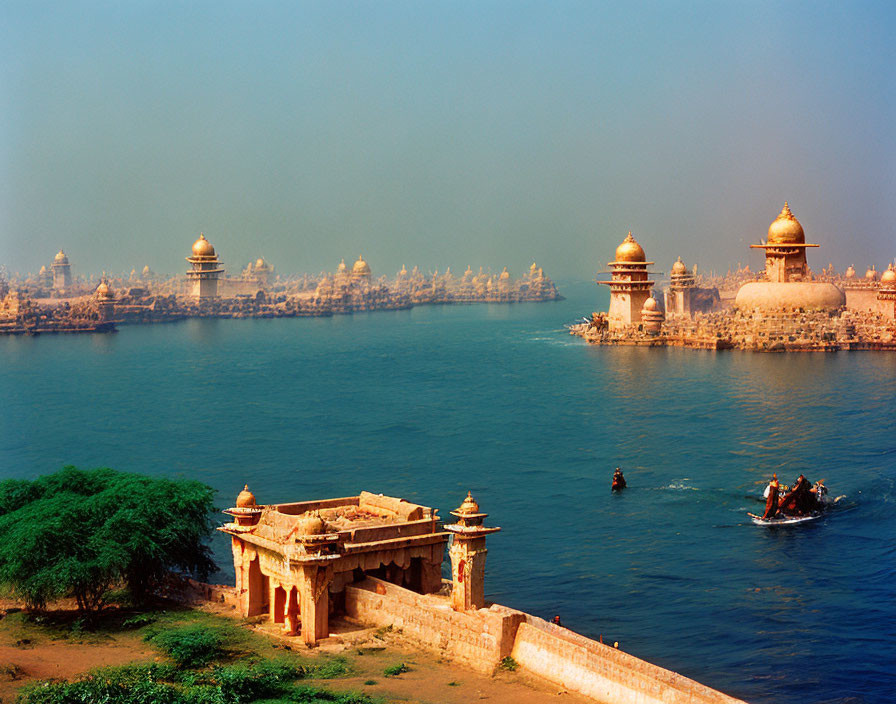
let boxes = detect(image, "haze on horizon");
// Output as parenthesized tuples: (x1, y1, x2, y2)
(2, 1, 894, 281)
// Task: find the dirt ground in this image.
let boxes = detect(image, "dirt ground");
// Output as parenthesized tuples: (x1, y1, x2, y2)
(0, 599, 592, 704)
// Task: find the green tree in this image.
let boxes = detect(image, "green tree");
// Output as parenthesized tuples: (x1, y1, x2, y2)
(0, 466, 217, 613)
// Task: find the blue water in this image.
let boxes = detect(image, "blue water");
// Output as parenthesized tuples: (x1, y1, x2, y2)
(1, 281, 893, 703)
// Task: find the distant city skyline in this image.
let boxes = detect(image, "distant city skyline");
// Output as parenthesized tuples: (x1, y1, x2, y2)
(3, 1, 895, 278)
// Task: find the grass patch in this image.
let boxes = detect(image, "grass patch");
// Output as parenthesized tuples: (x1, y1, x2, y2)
(383, 662, 409, 677)
(15, 659, 372, 704)
(309, 656, 349, 679)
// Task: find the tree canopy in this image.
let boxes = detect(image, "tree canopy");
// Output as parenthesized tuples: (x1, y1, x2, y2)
(0, 467, 217, 612)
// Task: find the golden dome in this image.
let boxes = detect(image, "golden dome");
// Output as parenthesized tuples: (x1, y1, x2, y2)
(880, 264, 896, 285)
(499, 267, 510, 280)
(615, 232, 646, 263)
(353, 255, 371, 276)
(53, 250, 68, 263)
(191, 233, 215, 257)
(142, 265, 152, 276)
(671, 257, 687, 275)
(642, 296, 658, 312)
(530, 261, 538, 272)
(337, 258, 347, 273)
(455, 491, 480, 515)
(39, 265, 47, 274)
(236, 485, 256, 508)
(845, 265, 856, 279)
(865, 266, 878, 280)
(767, 202, 805, 245)
(95, 280, 113, 298)
(255, 258, 266, 269)
(398, 264, 408, 276)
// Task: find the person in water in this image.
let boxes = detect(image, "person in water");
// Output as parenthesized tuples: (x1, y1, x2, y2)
(612, 468, 626, 491)
(762, 473, 780, 519)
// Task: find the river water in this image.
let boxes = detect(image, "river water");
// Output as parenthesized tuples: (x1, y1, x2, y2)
(1, 281, 893, 703)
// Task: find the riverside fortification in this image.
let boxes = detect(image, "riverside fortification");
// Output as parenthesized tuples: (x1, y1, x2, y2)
(217, 487, 747, 704)
(0, 235, 560, 334)
(571, 203, 896, 351)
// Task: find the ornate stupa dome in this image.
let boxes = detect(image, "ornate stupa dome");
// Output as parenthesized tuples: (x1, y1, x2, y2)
(54, 250, 69, 264)
(398, 264, 408, 277)
(255, 258, 266, 270)
(614, 232, 646, 263)
(845, 265, 856, 279)
(236, 485, 256, 508)
(767, 202, 805, 245)
(880, 264, 896, 286)
(671, 257, 688, 275)
(865, 266, 878, 280)
(191, 233, 215, 257)
(642, 296, 658, 312)
(353, 255, 371, 276)
(499, 267, 510, 280)
(455, 491, 480, 515)
(337, 258, 347, 274)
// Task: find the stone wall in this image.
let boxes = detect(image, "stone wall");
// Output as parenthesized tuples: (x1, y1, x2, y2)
(344, 578, 523, 674)
(511, 617, 746, 704)
(345, 578, 747, 703)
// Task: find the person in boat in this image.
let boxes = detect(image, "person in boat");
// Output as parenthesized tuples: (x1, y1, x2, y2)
(777, 474, 815, 516)
(612, 467, 626, 492)
(762, 473, 780, 519)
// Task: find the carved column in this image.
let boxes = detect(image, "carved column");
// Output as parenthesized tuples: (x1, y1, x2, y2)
(445, 492, 500, 612)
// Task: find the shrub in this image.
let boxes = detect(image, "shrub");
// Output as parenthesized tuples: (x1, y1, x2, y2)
(498, 656, 518, 672)
(382, 662, 409, 677)
(146, 625, 226, 668)
(213, 659, 302, 704)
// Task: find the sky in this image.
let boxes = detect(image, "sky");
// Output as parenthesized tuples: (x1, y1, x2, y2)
(2, 1, 895, 279)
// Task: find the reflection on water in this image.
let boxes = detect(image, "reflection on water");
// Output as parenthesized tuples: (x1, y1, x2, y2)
(0, 282, 893, 704)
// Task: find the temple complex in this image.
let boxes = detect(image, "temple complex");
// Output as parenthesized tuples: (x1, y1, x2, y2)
(571, 202, 896, 351)
(185, 233, 224, 300)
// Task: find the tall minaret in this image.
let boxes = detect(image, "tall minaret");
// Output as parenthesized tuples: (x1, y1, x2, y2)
(599, 232, 654, 331)
(51, 250, 72, 293)
(445, 491, 500, 612)
(186, 233, 224, 300)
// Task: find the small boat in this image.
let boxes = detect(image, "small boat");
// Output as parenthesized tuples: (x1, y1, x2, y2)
(747, 512, 822, 526)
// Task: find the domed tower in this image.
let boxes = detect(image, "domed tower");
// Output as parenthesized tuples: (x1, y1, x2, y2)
(750, 203, 818, 282)
(94, 277, 115, 323)
(51, 250, 72, 293)
(445, 491, 500, 612)
(38, 265, 53, 288)
(351, 255, 372, 284)
(186, 233, 224, 300)
(599, 232, 655, 331)
(641, 296, 665, 334)
(845, 265, 856, 279)
(665, 256, 696, 318)
(864, 265, 878, 282)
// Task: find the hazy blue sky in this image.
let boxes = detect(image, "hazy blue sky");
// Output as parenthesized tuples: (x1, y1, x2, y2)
(2, 1, 894, 279)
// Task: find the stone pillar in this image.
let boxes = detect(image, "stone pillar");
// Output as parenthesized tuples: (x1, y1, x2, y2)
(449, 533, 489, 611)
(445, 492, 500, 613)
(284, 586, 299, 635)
(299, 565, 331, 645)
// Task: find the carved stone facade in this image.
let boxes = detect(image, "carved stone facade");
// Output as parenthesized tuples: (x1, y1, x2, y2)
(219, 488, 499, 645)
